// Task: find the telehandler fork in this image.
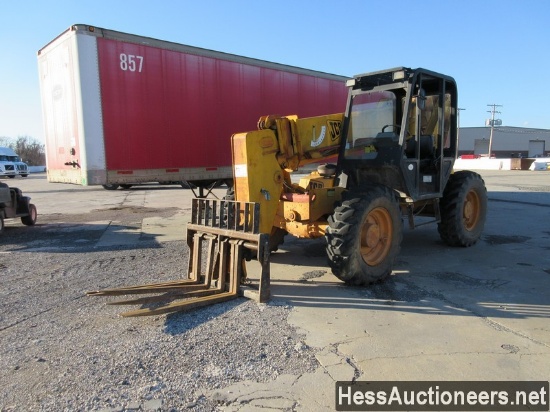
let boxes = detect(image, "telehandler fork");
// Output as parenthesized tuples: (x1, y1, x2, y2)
(87, 198, 270, 316)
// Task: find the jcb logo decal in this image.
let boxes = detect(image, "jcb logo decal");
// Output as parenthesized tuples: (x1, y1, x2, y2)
(328, 121, 342, 142)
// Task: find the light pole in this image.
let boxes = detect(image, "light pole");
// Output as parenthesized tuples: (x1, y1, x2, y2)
(487, 104, 502, 157)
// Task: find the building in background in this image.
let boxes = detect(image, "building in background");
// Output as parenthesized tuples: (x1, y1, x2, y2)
(458, 127, 550, 158)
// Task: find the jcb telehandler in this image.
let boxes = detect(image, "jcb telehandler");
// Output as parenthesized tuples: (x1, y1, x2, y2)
(89, 67, 487, 316)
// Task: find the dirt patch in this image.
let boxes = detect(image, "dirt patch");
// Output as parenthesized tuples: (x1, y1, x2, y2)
(429, 271, 508, 289)
(299, 270, 327, 281)
(47, 206, 181, 224)
(0, 207, 181, 252)
(484, 234, 530, 245)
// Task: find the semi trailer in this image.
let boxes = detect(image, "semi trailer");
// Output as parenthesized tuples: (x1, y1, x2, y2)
(37, 24, 348, 191)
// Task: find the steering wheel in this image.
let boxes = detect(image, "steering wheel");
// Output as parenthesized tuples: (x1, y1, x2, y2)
(382, 124, 401, 133)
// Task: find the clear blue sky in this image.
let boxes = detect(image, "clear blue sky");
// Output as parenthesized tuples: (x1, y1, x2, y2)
(1, 0, 549, 142)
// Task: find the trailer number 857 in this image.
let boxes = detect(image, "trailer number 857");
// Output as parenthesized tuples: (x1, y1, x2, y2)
(119, 54, 144, 73)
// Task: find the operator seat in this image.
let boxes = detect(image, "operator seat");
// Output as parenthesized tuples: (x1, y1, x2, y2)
(405, 135, 436, 172)
(405, 135, 434, 158)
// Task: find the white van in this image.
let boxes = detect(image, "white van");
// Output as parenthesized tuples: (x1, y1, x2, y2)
(0, 147, 28, 178)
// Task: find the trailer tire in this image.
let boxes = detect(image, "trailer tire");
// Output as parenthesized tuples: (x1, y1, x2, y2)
(22, 204, 37, 226)
(223, 187, 235, 200)
(21, 174, 28, 178)
(326, 185, 402, 285)
(0, 215, 4, 233)
(438, 171, 487, 247)
(102, 184, 120, 190)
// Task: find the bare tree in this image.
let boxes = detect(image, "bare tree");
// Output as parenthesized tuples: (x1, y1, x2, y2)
(0, 136, 46, 166)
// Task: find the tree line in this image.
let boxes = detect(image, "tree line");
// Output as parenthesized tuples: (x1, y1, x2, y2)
(0, 136, 45, 166)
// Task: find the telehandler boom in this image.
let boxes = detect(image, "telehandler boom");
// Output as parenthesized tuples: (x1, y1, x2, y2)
(89, 67, 487, 316)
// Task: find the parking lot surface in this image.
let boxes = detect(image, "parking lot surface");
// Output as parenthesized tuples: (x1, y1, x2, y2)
(0, 171, 549, 411)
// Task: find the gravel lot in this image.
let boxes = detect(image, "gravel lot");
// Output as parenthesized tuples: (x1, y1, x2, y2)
(0, 183, 317, 412)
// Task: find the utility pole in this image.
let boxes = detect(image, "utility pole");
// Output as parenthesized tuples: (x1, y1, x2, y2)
(457, 108, 466, 158)
(487, 104, 502, 157)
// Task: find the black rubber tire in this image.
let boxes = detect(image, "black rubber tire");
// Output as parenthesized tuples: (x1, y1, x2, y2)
(269, 227, 288, 252)
(120, 184, 132, 189)
(180, 181, 196, 189)
(102, 184, 120, 190)
(21, 204, 37, 226)
(189, 180, 223, 189)
(7, 175, 15, 179)
(326, 185, 402, 285)
(438, 171, 487, 247)
(0, 216, 4, 233)
(21, 174, 28, 178)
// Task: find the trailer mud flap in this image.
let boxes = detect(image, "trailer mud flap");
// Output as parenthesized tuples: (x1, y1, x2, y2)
(87, 199, 270, 317)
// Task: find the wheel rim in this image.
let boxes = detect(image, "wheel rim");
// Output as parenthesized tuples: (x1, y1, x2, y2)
(463, 189, 481, 231)
(360, 207, 392, 266)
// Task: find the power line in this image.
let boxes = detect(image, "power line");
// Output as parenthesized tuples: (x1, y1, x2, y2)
(487, 104, 502, 156)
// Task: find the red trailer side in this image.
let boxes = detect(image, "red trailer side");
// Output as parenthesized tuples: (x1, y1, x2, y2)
(38, 25, 349, 189)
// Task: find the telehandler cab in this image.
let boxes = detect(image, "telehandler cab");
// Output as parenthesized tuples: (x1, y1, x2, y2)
(89, 67, 487, 316)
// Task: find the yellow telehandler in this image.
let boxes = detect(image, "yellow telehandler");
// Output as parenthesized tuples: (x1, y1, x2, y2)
(89, 67, 487, 316)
